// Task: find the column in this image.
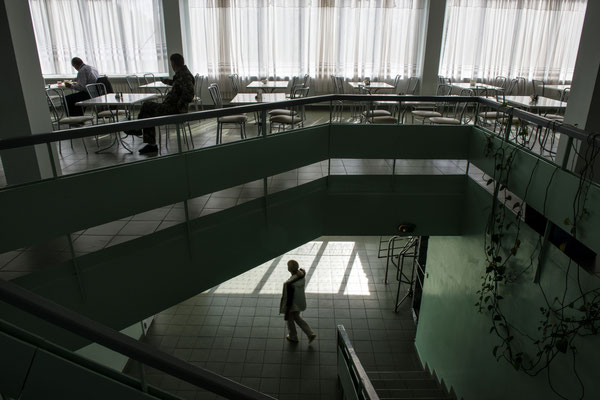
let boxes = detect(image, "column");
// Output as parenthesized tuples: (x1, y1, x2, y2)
(0, 0, 60, 186)
(556, 0, 600, 178)
(418, 0, 447, 95)
(162, 0, 184, 75)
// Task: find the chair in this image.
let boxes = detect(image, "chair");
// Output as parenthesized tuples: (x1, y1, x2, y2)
(429, 89, 474, 125)
(438, 76, 451, 85)
(357, 86, 393, 123)
(286, 76, 299, 99)
(86, 82, 127, 123)
(270, 86, 309, 133)
(358, 86, 397, 124)
(45, 88, 93, 153)
(143, 73, 155, 84)
(543, 88, 569, 122)
(302, 74, 310, 87)
(125, 75, 140, 92)
(399, 77, 419, 95)
(392, 75, 402, 92)
(193, 74, 205, 111)
(478, 89, 508, 132)
(410, 84, 452, 124)
(208, 83, 247, 144)
(228, 74, 241, 96)
(532, 79, 545, 97)
(493, 76, 508, 90)
(506, 78, 519, 95)
(269, 85, 304, 117)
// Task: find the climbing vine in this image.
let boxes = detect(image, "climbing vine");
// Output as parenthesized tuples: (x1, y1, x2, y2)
(475, 118, 600, 400)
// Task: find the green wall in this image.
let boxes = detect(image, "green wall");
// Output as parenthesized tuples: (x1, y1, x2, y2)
(415, 180, 600, 400)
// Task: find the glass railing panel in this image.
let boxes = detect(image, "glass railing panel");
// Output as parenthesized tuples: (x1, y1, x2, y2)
(394, 159, 467, 175)
(267, 163, 327, 195)
(0, 235, 74, 281)
(329, 159, 393, 175)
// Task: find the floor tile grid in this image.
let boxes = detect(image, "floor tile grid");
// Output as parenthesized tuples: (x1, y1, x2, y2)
(123, 236, 420, 400)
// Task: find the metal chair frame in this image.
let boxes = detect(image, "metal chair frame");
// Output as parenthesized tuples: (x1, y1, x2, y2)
(208, 83, 247, 144)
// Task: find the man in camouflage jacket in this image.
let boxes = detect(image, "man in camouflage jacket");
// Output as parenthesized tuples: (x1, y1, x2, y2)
(128, 53, 195, 154)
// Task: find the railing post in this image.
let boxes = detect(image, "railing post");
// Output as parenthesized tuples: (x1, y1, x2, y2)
(176, 122, 194, 261)
(66, 234, 86, 301)
(561, 136, 574, 171)
(504, 112, 513, 142)
(46, 142, 59, 179)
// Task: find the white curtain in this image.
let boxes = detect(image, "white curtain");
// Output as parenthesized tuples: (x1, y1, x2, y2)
(439, 0, 587, 83)
(29, 0, 168, 75)
(181, 0, 426, 80)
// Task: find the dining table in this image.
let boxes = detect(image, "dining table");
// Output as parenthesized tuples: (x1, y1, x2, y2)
(451, 82, 504, 94)
(246, 81, 289, 92)
(230, 93, 287, 104)
(544, 84, 570, 92)
(348, 81, 395, 92)
(230, 92, 288, 129)
(76, 92, 159, 153)
(503, 95, 566, 111)
(139, 81, 172, 96)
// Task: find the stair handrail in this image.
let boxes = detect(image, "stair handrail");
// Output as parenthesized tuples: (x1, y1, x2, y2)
(0, 278, 275, 400)
(0, 318, 180, 400)
(385, 236, 417, 284)
(337, 325, 379, 400)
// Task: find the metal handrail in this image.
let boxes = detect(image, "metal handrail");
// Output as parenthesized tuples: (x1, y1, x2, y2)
(0, 278, 275, 400)
(0, 94, 595, 151)
(337, 325, 379, 400)
(0, 318, 180, 400)
(385, 236, 417, 284)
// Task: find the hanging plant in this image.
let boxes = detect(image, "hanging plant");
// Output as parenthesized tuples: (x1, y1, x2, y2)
(475, 122, 600, 400)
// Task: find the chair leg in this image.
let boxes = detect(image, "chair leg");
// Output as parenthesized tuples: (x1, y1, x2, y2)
(158, 127, 162, 155)
(81, 138, 88, 154)
(187, 122, 194, 149)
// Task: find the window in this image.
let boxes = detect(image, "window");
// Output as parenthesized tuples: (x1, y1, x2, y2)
(29, 0, 168, 75)
(180, 0, 426, 79)
(439, 0, 587, 83)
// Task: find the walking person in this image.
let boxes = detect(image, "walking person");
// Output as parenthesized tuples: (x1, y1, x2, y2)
(280, 260, 317, 344)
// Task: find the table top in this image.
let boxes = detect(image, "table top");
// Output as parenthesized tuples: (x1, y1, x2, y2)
(452, 82, 503, 91)
(76, 93, 158, 106)
(230, 93, 287, 104)
(246, 81, 289, 89)
(504, 95, 566, 109)
(348, 81, 395, 89)
(47, 83, 74, 91)
(139, 82, 172, 89)
(544, 84, 570, 91)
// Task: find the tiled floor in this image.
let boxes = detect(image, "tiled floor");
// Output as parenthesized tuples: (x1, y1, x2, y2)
(123, 236, 420, 400)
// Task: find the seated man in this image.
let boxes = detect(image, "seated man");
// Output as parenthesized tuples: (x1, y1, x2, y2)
(65, 57, 99, 116)
(127, 53, 195, 154)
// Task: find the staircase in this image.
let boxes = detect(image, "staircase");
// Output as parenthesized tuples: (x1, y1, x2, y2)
(367, 370, 456, 400)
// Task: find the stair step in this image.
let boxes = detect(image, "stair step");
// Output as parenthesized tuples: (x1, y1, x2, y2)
(379, 396, 455, 400)
(375, 388, 447, 398)
(371, 378, 438, 390)
(367, 371, 430, 380)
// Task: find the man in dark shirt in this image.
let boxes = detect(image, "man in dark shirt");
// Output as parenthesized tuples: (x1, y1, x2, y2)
(127, 53, 195, 154)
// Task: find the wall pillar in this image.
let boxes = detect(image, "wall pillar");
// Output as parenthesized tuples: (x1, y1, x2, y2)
(556, 0, 600, 177)
(0, 0, 60, 186)
(162, 0, 184, 75)
(418, 0, 447, 95)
